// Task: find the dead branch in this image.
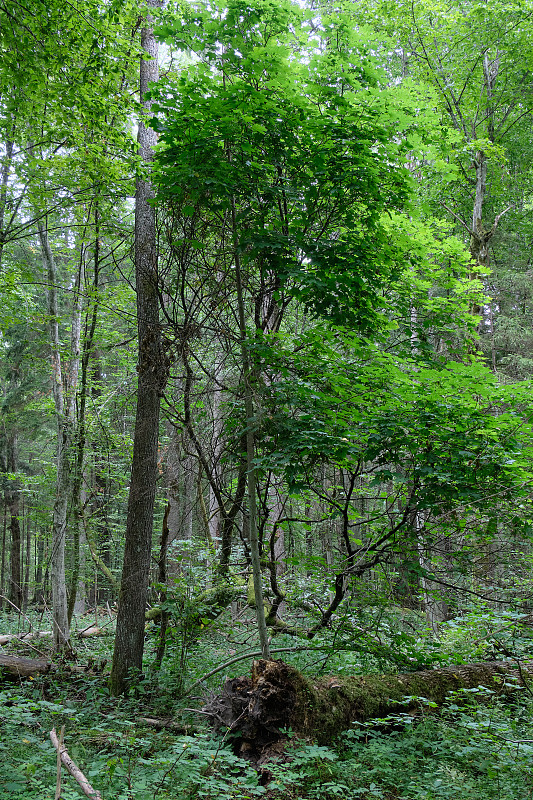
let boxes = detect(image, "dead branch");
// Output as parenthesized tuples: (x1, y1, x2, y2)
(50, 727, 103, 800)
(135, 716, 192, 732)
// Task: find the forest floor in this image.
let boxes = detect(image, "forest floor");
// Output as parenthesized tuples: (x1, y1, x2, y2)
(1, 605, 533, 799)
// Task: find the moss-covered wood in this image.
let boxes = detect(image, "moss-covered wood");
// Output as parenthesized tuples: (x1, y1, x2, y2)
(204, 658, 533, 752)
(145, 582, 245, 622)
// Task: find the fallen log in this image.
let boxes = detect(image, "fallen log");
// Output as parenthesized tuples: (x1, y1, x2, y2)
(0, 626, 112, 646)
(0, 630, 52, 646)
(0, 654, 106, 679)
(78, 626, 113, 638)
(204, 658, 533, 754)
(0, 654, 51, 678)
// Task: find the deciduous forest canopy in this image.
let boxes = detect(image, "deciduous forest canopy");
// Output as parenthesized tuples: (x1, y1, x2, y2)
(2, 0, 533, 797)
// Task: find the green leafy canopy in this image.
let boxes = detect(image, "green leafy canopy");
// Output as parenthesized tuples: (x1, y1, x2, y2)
(150, 0, 449, 332)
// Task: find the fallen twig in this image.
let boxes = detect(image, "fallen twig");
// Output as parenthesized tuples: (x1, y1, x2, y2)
(50, 727, 103, 800)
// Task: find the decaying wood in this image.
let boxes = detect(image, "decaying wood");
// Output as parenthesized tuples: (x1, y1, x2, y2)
(0, 626, 112, 646)
(204, 658, 533, 755)
(0, 654, 106, 679)
(0, 654, 51, 678)
(0, 630, 52, 645)
(55, 725, 64, 800)
(50, 727, 103, 800)
(78, 626, 113, 638)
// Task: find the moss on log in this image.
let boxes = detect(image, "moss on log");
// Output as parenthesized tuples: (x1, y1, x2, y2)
(204, 658, 533, 752)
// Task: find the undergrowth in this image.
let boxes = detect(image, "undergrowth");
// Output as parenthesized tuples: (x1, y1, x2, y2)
(2, 605, 533, 799)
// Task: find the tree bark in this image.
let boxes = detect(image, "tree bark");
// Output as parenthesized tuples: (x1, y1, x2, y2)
(110, 0, 166, 695)
(0, 135, 14, 270)
(205, 658, 533, 756)
(153, 502, 170, 670)
(38, 224, 69, 651)
(6, 431, 22, 610)
(37, 217, 84, 650)
(231, 193, 270, 659)
(68, 203, 102, 623)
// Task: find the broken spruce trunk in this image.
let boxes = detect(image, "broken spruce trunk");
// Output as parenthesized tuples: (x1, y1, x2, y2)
(204, 658, 533, 748)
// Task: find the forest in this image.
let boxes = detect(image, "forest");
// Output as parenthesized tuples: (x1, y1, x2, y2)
(2, 0, 533, 797)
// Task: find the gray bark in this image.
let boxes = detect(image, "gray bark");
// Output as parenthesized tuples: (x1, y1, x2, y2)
(6, 431, 22, 610)
(36, 217, 84, 649)
(208, 358, 224, 548)
(38, 224, 68, 649)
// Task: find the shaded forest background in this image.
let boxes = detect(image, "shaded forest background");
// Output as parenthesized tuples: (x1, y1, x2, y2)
(3, 0, 533, 796)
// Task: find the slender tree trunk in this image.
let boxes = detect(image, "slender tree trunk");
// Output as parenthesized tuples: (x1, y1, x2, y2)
(182, 449, 194, 541)
(7, 432, 22, 610)
(33, 534, 45, 605)
(23, 503, 30, 610)
(416, 513, 449, 633)
(0, 136, 14, 270)
(217, 457, 247, 576)
(165, 423, 181, 547)
(0, 497, 6, 609)
(208, 357, 224, 547)
(110, 0, 166, 694)
(73, 480, 87, 615)
(68, 206, 100, 623)
(65, 244, 84, 625)
(153, 503, 170, 670)
(38, 221, 83, 651)
(231, 195, 270, 660)
(468, 53, 508, 288)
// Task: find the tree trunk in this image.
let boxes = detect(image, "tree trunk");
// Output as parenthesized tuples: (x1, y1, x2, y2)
(153, 503, 170, 670)
(208, 356, 225, 548)
(110, 0, 166, 695)
(205, 658, 533, 756)
(0, 498, 7, 609)
(231, 193, 270, 659)
(33, 533, 45, 605)
(23, 503, 30, 610)
(38, 220, 83, 651)
(6, 431, 22, 610)
(0, 653, 104, 680)
(68, 206, 102, 623)
(0, 136, 14, 270)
